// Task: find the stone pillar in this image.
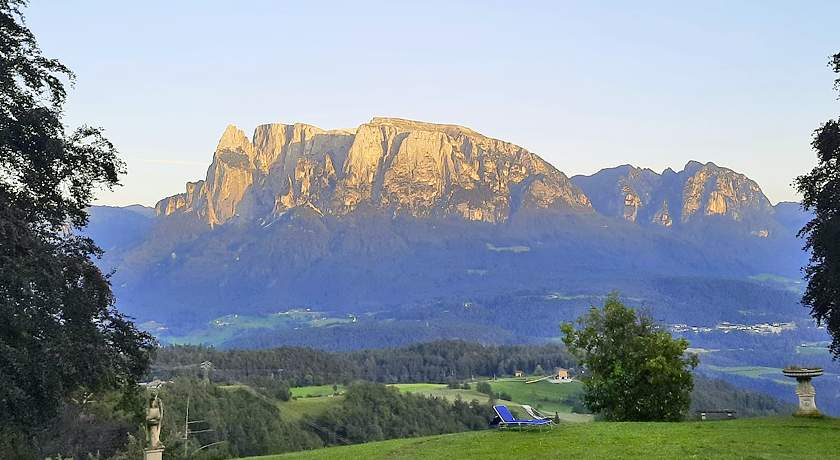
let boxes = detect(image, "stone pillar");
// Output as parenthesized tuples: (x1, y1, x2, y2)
(794, 376, 819, 416)
(143, 447, 164, 460)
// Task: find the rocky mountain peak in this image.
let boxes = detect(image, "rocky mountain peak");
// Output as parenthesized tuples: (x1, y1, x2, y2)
(217, 124, 251, 150)
(154, 119, 775, 235)
(679, 161, 772, 224)
(156, 118, 592, 226)
(572, 160, 776, 235)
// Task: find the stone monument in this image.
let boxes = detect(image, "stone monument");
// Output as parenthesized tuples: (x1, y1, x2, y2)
(144, 388, 165, 460)
(782, 366, 823, 416)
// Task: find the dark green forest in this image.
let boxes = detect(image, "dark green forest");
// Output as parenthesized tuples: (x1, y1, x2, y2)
(151, 340, 576, 385)
(309, 382, 491, 446)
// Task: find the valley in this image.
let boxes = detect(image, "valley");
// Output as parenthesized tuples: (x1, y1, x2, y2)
(83, 119, 836, 417)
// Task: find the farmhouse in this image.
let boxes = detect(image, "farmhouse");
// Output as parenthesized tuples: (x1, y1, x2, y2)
(556, 368, 571, 381)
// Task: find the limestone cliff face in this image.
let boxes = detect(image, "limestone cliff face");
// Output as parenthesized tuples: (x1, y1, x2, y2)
(156, 118, 592, 225)
(156, 123, 259, 226)
(572, 161, 775, 234)
(678, 161, 773, 223)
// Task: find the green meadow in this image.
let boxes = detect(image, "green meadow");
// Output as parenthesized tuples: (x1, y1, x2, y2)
(279, 396, 346, 422)
(390, 383, 447, 393)
(391, 380, 593, 423)
(151, 310, 350, 346)
(411, 387, 496, 405)
(705, 365, 784, 379)
(290, 385, 346, 398)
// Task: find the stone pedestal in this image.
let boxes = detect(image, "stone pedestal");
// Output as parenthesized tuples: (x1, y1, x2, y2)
(143, 447, 164, 460)
(782, 367, 823, 417)
(794, 377, 818, 415)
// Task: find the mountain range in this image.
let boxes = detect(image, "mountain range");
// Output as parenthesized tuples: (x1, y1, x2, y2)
(86, 117, 812, 349)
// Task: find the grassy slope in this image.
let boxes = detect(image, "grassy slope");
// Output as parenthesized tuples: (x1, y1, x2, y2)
(270, 381, 587, 424)
(488, 379, 583, 414)
(246, 416, 839, 460)
(393, 381, 592, 423)
(279, 396, 345, 422)
(391, 383, 447, 393)
(155, 311, 347, 346)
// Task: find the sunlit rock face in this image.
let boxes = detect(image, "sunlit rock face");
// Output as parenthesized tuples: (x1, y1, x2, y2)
(572, 161, 775, 234)
(155, 118, 774, 235)
(679, 161, 773, 223)
(156, 117, 592, 225)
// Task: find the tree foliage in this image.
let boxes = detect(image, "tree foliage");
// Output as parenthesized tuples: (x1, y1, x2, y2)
(561, 294, 698, 421)
(0, 0, 155, 433)
(795, 52, 840, 358)
(151, 340, 575, 385)
(310, 381, 491, 446)
(157, 378, 322, 459)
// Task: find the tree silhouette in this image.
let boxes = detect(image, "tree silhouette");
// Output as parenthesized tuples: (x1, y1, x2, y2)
(794, 52, 840, 358)
(0, 0, 156, 434)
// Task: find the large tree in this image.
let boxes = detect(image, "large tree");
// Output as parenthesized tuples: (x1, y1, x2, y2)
(0, 0, 156, 432)
(794, 52, 840, 358)
(561, 295, 698, 421)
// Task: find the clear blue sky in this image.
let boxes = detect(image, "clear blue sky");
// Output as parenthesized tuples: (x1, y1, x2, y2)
(24, 1, 840, 206)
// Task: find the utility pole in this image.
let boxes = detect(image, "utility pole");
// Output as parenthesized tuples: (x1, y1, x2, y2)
(184, 394, 190, 457)
(183, 393, 215, 457)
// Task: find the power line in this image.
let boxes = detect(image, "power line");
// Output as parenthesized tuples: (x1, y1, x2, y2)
(182, 392, 221, 456)
(209, 367, 352, 445)
(159, 362, 353, 446)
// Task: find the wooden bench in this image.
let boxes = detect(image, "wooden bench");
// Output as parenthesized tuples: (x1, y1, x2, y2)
(697, 410, 736, 420)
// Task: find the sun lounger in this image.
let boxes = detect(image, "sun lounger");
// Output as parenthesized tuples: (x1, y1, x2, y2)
(520, 404, 556, 423)
(491, 405, 553, 431)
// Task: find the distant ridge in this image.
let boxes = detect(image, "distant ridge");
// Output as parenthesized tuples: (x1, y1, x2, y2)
(571, 161, 776, 236)
(155, 118, 778, 238)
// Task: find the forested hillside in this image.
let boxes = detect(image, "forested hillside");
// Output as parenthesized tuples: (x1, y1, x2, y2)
(151, 340, 576, 384)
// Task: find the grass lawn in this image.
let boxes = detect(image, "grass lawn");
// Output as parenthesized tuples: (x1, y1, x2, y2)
(244, 416, 840, 460)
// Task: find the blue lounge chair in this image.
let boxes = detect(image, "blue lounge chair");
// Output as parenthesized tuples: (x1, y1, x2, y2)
(491, 405, 553, 431)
